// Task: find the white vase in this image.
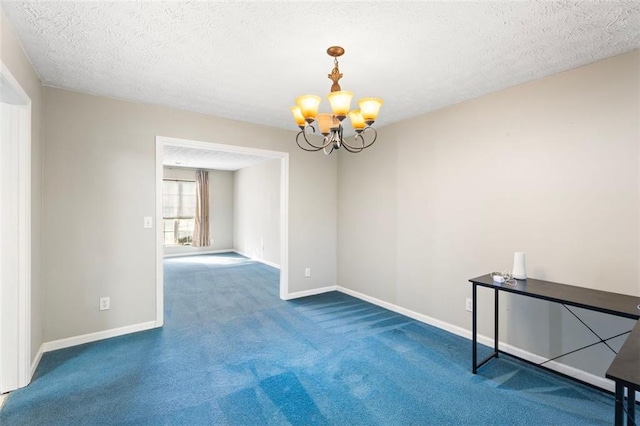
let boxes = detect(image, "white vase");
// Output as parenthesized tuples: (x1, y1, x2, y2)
(512, 252, 527, 280)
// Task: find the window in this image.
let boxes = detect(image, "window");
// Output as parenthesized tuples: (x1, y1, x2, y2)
(163, 179, 196, 245)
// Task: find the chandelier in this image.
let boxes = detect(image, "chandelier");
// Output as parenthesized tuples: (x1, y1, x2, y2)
(291, 46, 383, 155)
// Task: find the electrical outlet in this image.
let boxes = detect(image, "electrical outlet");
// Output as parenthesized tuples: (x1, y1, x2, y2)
(465, 298, 473, 312)
(99, 297, 110, 311)
(305, 268, 311, 278)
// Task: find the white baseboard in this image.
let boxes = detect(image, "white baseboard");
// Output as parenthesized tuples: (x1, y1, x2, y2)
(283, 285, 337, 301)
(337, 285, 473, 340)
(42, 321, 158, 353)
(163, 249, 234, 258)
(30, 344, 44, 379)
(256, 258, 280, 269)
(336, 286, 617, 393)
(232, 250, 280, 269)
(165, 249, 282, 269)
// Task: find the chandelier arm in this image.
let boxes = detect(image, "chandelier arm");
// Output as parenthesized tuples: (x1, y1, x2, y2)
(340, 141, 365, 153)
(323, 145, 335, 155)
(359, 126, 378, 149)
(302, 125, 325, 149)
(304, 126, 335, 149)
(339, 132, 365, 153)
(295, 130, 324, 152)
(296, 126, 333, 151)
(340, 126, 378, 152)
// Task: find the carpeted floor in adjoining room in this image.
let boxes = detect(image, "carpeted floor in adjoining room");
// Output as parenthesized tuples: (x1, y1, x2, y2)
(0, 253, 619, 425)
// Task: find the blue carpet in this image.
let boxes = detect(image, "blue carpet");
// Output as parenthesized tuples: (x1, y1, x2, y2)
(0, 253, 620, 425)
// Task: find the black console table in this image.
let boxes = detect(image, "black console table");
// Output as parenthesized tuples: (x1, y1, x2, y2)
(469, 274, 640, 425)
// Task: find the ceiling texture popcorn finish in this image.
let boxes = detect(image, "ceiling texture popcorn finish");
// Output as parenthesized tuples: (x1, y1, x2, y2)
(2, 1, 639, 131)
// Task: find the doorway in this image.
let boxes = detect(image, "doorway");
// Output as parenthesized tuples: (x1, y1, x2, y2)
(0, 62, 32, 393)
(154, 136, 289, 327)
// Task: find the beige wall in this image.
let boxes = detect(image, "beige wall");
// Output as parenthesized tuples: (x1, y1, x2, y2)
(338, 51, 640, 377)
(1, 10, 44, 363)
(234, 159, 281, 266)
(163, 167, 234, 255)
(43, 87, 337, 341)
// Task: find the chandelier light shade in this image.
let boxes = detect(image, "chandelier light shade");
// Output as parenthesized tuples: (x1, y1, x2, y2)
(327, 91, 353, 119)
(291, 46, 383, 154)
(316, 113, 339, 135)
(290, 106, 306, 127)
(295, 95, 322, 121)
(348, 109, 366, 130)
(358, 98, 384, 124)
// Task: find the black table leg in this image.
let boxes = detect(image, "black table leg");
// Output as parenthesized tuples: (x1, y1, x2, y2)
(614, 382, 624, 426)
(472, 283, 477, 374)
(494, 288, 499, 357)
(628, 388, 635, 424)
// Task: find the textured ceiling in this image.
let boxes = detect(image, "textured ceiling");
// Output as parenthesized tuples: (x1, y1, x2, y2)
(2, 1, 639, 133)
(163, 145, 271, 171)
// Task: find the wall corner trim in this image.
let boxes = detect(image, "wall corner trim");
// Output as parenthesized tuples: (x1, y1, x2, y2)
(233, 250, 281, 269)
(282, 286, 337, 301)
(41, 321, 159, 353)
(30, 344, 44, 380)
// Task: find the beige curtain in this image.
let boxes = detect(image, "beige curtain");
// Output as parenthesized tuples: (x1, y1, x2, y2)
(192, 170, 210, 247)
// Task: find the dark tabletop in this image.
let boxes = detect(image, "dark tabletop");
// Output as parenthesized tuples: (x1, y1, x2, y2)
(606, 322, 640, 388)
(469, 274, 640, 320)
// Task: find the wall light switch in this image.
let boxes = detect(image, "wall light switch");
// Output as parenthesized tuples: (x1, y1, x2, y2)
(144, 216, 153, 228)
(305, 268, 311, 278)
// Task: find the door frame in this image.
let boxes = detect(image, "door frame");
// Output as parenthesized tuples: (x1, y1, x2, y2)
(0, 61, 32, 392)
(154, 136, 289, 326)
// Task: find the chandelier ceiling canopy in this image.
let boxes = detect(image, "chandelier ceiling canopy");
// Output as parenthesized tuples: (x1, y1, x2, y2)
(291, 46, 383, 155)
